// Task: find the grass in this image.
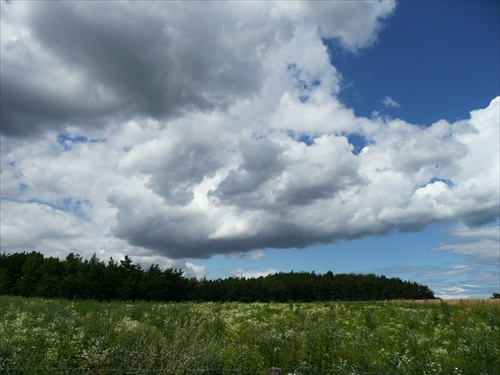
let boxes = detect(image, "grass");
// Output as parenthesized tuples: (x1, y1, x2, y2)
(0, 296, 499, 374)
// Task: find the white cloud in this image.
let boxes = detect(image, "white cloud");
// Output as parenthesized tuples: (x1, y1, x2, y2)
(0, 200, 86, 250)
(271, 0, 397, 51)
(376, 263, 499, 299)
(1, 0, 394, 136)
(229, 268, 280, 279)
(0, 1, 498, 285)
(184, 262, 209, 279)
(432, 222, 500, 265)
(3, 96, 497, 261)
(382, 96, 401, 108)
(228, 251, 266, 261)
(375, 220, 500, 299)
(450, 223, 500, 241)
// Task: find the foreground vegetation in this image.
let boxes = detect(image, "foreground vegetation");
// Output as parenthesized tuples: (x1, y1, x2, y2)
(0, 252, 435, 302)
(1, 296, 498, 374)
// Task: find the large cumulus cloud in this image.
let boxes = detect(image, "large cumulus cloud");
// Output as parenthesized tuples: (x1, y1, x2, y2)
(1, 0, 394, 136)
(105, 97, 499, 258)
(1, 0, 499, 264)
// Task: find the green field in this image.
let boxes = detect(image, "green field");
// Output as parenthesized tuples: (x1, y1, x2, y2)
(0, 296, 498, 374)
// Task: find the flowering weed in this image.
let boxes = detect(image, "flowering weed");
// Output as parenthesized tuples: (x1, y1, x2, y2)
(0, 297, 498, 374)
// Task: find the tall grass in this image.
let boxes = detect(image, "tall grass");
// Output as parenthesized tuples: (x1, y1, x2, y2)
(0, 296, 498, 374)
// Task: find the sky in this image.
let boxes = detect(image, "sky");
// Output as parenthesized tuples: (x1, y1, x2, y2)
(1, 0, 499, 299)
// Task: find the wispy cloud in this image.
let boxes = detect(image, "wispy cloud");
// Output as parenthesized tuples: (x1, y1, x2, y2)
(228, 251, 266, 261)
(432, 223, 500, 265)
(375, 222, 500, 298)
(382, 96, 401, 108)
(375, 263, 498, 299)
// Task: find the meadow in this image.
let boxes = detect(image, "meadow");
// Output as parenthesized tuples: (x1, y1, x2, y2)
(0, 296, 498, 375)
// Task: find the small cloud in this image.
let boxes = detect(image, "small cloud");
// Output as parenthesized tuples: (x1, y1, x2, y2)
(383, 96, 401, 108)
(227, 250, 266, 261)
(229, 268, 279, 279)
(184, 262, 209, 279)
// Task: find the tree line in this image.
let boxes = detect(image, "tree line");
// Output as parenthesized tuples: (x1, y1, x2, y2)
(0, 252, 436, 302)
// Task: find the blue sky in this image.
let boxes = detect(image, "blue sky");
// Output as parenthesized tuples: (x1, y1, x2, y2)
(190, 1, 500, 298)
(331, 0, 499, 126)
(1, 1, 499, 299)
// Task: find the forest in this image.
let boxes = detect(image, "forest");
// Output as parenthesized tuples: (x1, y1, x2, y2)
(0, 251, 436, 302)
